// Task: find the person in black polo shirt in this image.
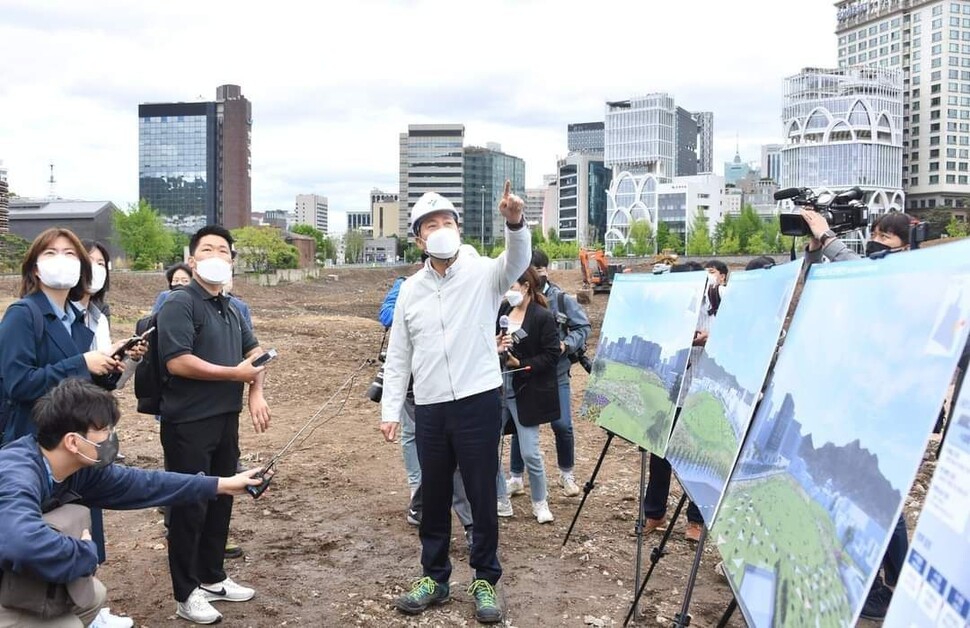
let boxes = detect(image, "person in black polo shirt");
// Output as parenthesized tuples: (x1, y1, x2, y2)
(157, 225, 272, 625)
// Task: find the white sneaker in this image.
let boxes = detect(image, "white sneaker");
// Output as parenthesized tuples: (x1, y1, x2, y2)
(506, 476, 525, 496)
(559, 472, 581, 497)
(200, 576, 255, 602)
(497, 497, 514, 517)
(532, 500, 554, 524)
(176, 589, 223, 624)
(89, 608, 133, 628)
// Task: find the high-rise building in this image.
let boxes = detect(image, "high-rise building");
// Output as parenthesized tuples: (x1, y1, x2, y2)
(0, 161, 8, 234)
(399, 124, 464, 237)
(138, 84, 252, 233)
(761, 144, 784, 182)
(567, 122, 605, 153)
(693, 112, 715, 173)
(525, 186, 547, 228)
(295, 194, 328, 233)
(604, 94, 710, 179)
(556, 153, 612, 245)
(347, 210, 372, 232)
(463, 144, 525, 246)
(724, 151, 758, 186)
(835, 0, 968, 213)
(370, 189, 400, 238)
(780, 66, 904, 213)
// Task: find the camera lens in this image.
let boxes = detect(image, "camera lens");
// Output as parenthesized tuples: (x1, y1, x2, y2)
(366, 366, 385, 403)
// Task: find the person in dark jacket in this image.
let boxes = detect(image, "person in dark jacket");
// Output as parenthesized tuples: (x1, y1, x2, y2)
(495, 267, 561, 523)
(0, 228, 124, 445)
(0, 378, 263, 627)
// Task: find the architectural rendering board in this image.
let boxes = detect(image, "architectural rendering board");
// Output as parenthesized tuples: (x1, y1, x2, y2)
(667, 260, 802, 527)
(713, 240, 970, 628)
(884, 366, 970, 627)
(583, 271, 705, 455)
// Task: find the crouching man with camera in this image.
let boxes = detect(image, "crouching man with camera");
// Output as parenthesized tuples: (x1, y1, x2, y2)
(800, 207, 914, 620)
(0, 378, 265, 627)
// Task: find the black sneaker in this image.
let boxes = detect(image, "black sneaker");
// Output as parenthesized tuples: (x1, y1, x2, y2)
(407, 487, 422, 526)
(860, 580, 893, 620)
(395, 577, 449, 615)
(467, 579, 502, 624)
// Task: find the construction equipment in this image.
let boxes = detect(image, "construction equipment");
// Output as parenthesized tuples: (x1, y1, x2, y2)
(579, 248, 624, 294)
(650, 249, 679, 274)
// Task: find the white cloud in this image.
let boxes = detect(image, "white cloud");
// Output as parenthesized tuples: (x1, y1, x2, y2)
(0, 0, 837, 217)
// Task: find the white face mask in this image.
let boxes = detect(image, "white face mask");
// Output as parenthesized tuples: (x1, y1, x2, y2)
(37, 255, 81, 290)
(87, 265, 107, 294)
(195, 257, 233, 285)
(425, 227, 461, 260)
(505, 289, 524, 308)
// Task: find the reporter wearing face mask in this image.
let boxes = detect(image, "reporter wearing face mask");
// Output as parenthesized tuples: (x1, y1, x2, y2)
(801, 209, 913, 263)
(0, 228, 123, 445)
(494, 267, 561, 524)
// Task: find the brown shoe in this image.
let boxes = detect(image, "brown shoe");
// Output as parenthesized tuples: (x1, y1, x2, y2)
(685, 522, 703, 542)
(645, 517, 667, 533)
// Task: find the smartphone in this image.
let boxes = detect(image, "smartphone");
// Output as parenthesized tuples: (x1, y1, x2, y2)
(252, 349, 278, 367)
(112, 326, 155, 360)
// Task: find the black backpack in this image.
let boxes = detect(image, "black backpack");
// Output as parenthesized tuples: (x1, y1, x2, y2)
(134, 292, 213, 415)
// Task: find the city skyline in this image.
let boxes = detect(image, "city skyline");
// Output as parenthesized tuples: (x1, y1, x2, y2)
(0, 0, 835, 232)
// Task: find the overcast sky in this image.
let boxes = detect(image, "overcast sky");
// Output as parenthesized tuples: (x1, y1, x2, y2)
(0, 0, 836, 234)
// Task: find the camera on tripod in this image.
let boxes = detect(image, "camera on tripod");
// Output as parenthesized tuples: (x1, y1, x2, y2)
(774, 186, 869, 237)
(365, 350, 386, 403)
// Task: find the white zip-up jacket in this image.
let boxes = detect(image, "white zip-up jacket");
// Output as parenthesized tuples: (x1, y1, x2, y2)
(381, 225, 531, 423)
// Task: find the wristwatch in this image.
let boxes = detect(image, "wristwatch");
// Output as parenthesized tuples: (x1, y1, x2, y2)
(506, 217, 525, 231)
(819, 229, 837, 247)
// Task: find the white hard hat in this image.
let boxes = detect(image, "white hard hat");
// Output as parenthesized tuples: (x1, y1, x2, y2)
(411, 192, 460, 236)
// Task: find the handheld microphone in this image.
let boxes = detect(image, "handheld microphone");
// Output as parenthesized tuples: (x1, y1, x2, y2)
(773, 187, 807, 201)
(499, 315, 510, 336)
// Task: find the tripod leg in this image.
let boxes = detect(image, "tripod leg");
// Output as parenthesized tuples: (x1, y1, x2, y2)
(633, 449, 649, 618)
(563, 431, 615, 547)
(715, 599, 737, 628)
(623, 493, 687, 626)
(671, 525, 708, 627)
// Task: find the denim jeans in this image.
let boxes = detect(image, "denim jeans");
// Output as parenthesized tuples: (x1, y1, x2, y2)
(497, 396, 548, 503)
(511, 380, 574, 475)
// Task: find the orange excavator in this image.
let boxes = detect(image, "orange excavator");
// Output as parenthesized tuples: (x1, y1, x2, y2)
(579, 248, 624, 294)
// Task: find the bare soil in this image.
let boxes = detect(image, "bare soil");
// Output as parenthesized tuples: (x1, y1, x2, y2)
(0, 263, 939, 627)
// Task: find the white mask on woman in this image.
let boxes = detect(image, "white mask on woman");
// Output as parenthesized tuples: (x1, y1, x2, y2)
(87, 265, 107, 294)
(505, 289, 524, 308)
(37, 255, 81, 290)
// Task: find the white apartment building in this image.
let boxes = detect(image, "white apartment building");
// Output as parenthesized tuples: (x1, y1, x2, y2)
(836, 0, 970, 213)
(294, 194, 328, 233)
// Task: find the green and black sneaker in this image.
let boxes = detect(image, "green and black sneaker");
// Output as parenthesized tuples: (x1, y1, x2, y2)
(395, 577, 450, 615)
(467, 579, 502, 624)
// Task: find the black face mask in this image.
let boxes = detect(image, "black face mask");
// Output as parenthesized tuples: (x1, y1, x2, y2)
(865, 241, 892, 257)
(171, 284, 184, 291)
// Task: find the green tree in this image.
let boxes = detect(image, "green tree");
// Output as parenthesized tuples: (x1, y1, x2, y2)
(291, 223, 337, 263)
(924, 208, 953, 239)
(746, 233, 769, 255)
(113, 200, 174, 270)
(946, 216, 969, 237)
(686, 210, 714, 256)
(343, 230, 365, 264)
(666, 232, 683, 253)
(0, 233, 30, 273)
(168, 230, 190, 265)
(656, 222, 672, 252)
(547, 227, 560, 244)
(231, 226, 299, 273)
(531, 226, 546, 247)
(718, 232, 741, 255)
(736, 205, 764, 251)
(612, 241, 627, 256)
(628, 220, 654, 256)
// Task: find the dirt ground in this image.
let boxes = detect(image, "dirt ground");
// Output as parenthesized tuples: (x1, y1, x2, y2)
(0, 263, 941, 627)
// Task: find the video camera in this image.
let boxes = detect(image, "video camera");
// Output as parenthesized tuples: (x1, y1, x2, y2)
(554, 311, 593, 373)
(774, 186, 869, 237)
(365, 350, 386, 403)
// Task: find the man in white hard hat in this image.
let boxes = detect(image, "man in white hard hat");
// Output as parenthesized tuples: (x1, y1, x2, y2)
(380, 182, 529, 624)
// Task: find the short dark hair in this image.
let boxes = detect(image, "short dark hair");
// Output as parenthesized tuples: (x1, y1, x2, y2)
(165, 262, 193, 285)
(189, 225, 234, 256)
(704, 260, 729, 277)
(745, 256, 776, 271)
(671, 262, 703, 273)
(34, 378, 120, 450)
(872, 212, 911, 243)
(531, 249, 550, 268)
